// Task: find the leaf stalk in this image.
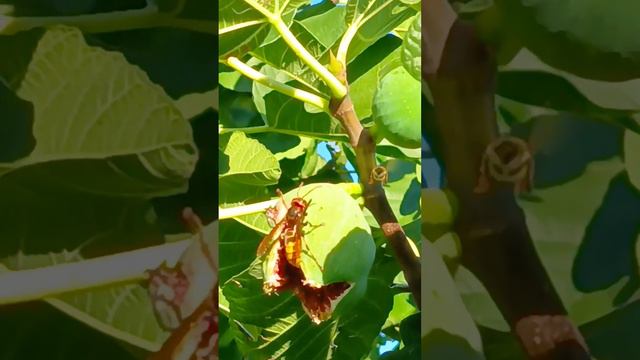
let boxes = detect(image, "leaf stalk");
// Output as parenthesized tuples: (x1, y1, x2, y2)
(0, 241, 190, 305)
(225, 57, 329, 110)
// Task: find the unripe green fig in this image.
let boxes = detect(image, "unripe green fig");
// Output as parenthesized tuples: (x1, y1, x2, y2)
(372, 66, 421, 149)
(261, 183, 375, 323)
(422, 188, 458, 240)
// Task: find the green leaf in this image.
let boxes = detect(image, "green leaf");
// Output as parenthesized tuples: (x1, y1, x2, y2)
(571, 172, 640, 304)
(422, 188, 457, 228)
(297, 2, 345, 48)
(497, 71, 633, 116)
(154, 0, 216, 20)
(519, 159, 629, 324)
(430, 232, 462, 274)
(0, 188, 169, 350)
(373, 66, 421, 149)
(384, 292, 418, 329)
(455, 267, 509, 331)
(0, 81, 34, 163)
(510, 113, 622, 188)
(422, 240, 484, 359)
(218, 1, 269, 58)
(580, 299, 640, 360)
(174, 88, 217, 120)
(495, 69, 640, 132)
(247, 64, 339, 140)
(400, 12, 420, 81)
(224, 258, 393, 360)
(349, 37, 402, 121)
(503, 50, 640, 112)
(484, 0, 640, 81)
(252, 133, 314, 161)
(219, 131, 281, 186)
(343, 0, 416, 62)
(475, 327, 525, 360)
(219, 0, 308, 58)
(219, 219, 262, 284)
(251, 5, 346, 91)
(625, 126, 640, 191)
(400, 312, 421, 357)
(91, 28, 217, 99)
(0, 28, 44, 88)
(0, 302, 139, 359)
(223, 263, 339, 359)
(381, 313, 421, 359)
(300, 143, 329, 179)
(220, 86, 264, 130)
(1, 25, 196, 198)
(250, 63, 293, 117)
(219, 180, 268, 208)
(331, 277, 395, 360)
(261, 90, 347, 141)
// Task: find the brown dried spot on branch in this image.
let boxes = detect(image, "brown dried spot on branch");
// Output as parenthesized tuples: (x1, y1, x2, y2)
(515, 315, 589, 360)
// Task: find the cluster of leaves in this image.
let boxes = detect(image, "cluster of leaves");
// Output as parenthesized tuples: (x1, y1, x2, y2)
(423, 1, 640, 359)
(0, 0, 216, 358)
(218, 0, 422, 359)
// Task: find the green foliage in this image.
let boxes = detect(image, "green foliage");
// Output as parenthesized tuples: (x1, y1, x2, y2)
(422, 240, 484, 360)
(484, 0, 640, 80)
(0, 0, 216, 357)
(624, 127, 640, 190)
(425, 2, 640, 358)
(400, 12, 421, 81)
(219, 0, 420, 358)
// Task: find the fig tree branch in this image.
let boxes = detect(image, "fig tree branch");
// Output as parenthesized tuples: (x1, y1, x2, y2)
(424, 0, 590, 358)
(322, 52, 421, 309)
(328, 87, 422, 309)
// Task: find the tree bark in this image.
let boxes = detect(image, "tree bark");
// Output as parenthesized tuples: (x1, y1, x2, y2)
(423, 1, 591, 358)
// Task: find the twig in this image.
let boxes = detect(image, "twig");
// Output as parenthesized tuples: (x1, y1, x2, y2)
(424, 0, 590, 358)
(329, 92, 422, 308)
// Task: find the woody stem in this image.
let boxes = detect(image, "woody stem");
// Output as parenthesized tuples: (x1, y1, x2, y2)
(424, 0, 589, 358)
(329, 95, 422, 308)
